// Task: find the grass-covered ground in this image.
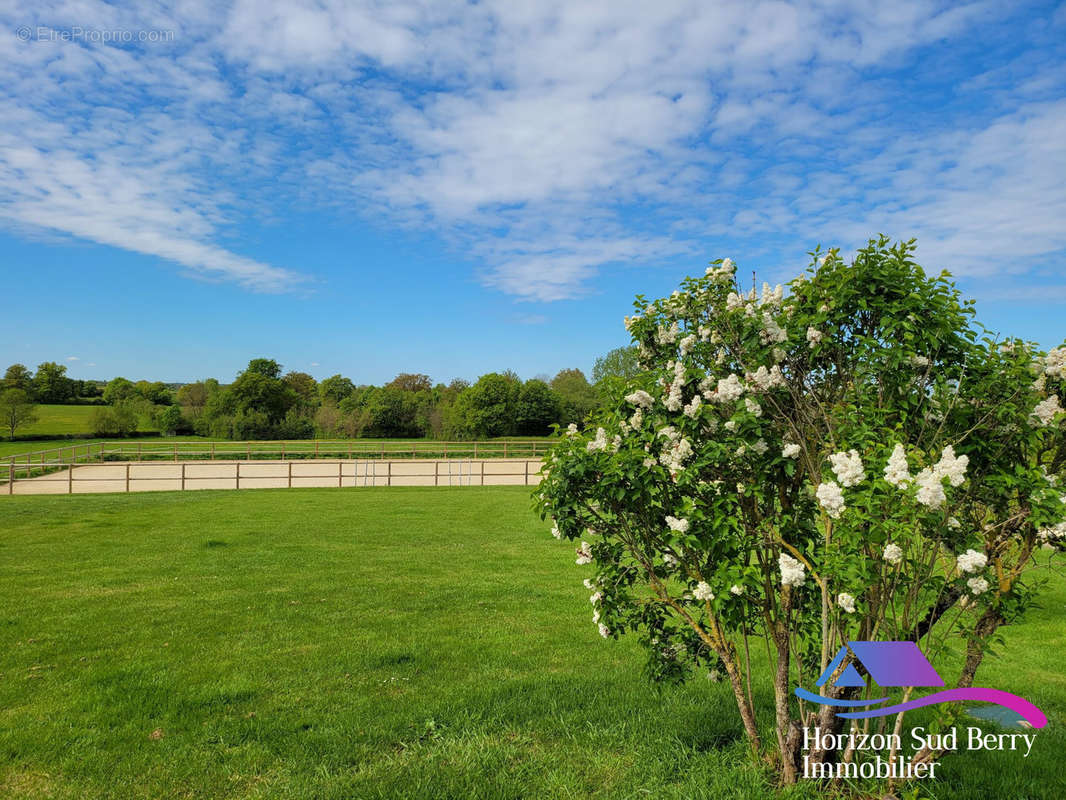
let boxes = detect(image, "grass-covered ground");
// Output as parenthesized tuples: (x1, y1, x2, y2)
(9, 405, 152, 440)
(0, 488, 1062, 799)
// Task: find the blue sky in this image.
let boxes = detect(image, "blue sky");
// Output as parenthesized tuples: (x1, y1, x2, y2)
(1, 1, 1064, 385)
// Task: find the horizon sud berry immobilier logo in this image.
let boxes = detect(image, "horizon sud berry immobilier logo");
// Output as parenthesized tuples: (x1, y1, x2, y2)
(793, 640, 1047, 780)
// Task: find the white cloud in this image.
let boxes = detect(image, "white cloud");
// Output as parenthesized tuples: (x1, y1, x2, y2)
(0, 0, 1059, 301)
(66, 356, 79, 361)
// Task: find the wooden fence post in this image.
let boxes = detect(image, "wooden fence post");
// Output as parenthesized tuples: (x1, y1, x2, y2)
(338, 461, 342, 488)
(181, 463, 186, 491)
(125, 463, 130, 492)
(9, 460, 13, 495)
(68, 460, 73, 494)
(236, 462, 240, 490)
(434, 460, 439, 486)
(524, 460, 529, 486)
(480, 460, 485, 486)
(387, 460, 392, 487)
(288, 461, 292, 489)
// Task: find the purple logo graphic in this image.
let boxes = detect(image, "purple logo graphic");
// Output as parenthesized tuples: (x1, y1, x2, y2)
(794, 641, 1047, 728)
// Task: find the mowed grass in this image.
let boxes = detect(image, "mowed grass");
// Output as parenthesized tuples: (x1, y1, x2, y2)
(11, 406, 154, 440)
(0, 489, 1063, 800)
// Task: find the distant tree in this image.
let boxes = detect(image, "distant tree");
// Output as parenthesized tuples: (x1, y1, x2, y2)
(592, 346, 641, 383)
(229, 363, 296, 424)
(88, 400, 138, 437)
(0, 388, 38, 439)
(103, 377, 137, 405)
(385, 373, 432, 392)
(319, 374, 356, 404)
(515, 380, 561, 435)
(550, 368, 599, 424)
(157, 405, 184, 436)
(283, 372, 318, 406)
(33, 362, 74, 404)
(452, 372, 520, 438)
(245, 358, 283, 379)
(4, 364, 35, 396)
(135, 380, 172, 405)
(176, 381, 209, 417)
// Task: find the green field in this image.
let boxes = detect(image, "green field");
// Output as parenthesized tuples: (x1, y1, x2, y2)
(0, 488, 1063, 799)
(9, 405, 151, 440)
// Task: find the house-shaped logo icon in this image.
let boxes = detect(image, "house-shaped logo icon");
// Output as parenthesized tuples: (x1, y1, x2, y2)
(816, 641, 944, 691)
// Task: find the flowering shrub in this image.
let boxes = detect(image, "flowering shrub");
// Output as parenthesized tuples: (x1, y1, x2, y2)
(533, 237, 1066, 784)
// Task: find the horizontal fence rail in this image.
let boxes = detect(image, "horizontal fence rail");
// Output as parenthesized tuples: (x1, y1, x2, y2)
(2, 441, 552, 495)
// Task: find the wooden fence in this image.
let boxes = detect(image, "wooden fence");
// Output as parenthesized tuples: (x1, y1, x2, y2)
(2, 440, 552, 495)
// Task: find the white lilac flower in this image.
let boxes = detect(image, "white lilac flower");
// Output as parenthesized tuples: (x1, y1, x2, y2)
(683, 395, 702, 418)
(760, 282, 784, 308)
(730, 584, 744, 596)
(590, 592, 602, 605)
(713, 374, 745, 403)
(883, 444, 911, 488)
(624, 314, 639, 331)
(967, 576, 990, 596)
(575, 541, 593, 566)
(934, 446, 969, 487)
(947, 516, 961, 530)
(679, 334, 698, 357)
(772, 347, 786, 363)
(956, 549, 988, 574)
(1045, 347, 1066, 378)
(551, 524, 562, 540)
(583, 578, 596, 590)
(628, 408, 644, 431)
(914, 468, 946, 509)
(779, 553, 806, 587)
(663, 553, 679, 567)
(760, 312, 788, 345)
(643, 456, 656, 468)
(1037, 521, 1066, 542)
(816, 481, 846, 518)
(751, 439, 769, 456)
(744, 397, 762, 417)
(625, 390, 654, 408)
(1032, 395, 1063, 426)
(724, 420, 737, 432)
(726, 292, 744, 311)
(829, 449, 866, 487)
(665, 516, 690, 533)
(782, 443, 801, 459)
(598, 623, 611, 638)
(610, 435, 622, 452)
(748, 365, 786, 391)
(837, 593, 856, 613)
(910, 355, 931, 368)
(807, 327, 824, 347)
(694, 581, 714, 601)
(656, 322, 679, 345)
(566, 423, 579, 437)
(735, 445, 747, 457)
(883, 543, 903, 565)
(586, 427, 608, 452)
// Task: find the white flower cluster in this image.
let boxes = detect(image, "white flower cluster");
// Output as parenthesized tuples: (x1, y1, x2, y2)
(782, 442, 801, 459)
(806, 327, 823, 347)
(779, 553, 806, 587)
(1031, 395, 1063, 427)
(566, 423, 579, 437)
(760, 312, 788, 345)
(658, 426, 694, 476)
(829, 449, 866, 487)
(816, 481, 846, 518)
(710, 373, 745, 403)
(694, 581, 714, 601)
(663, 552, 679, 567)
(747, 364, 786, 391)
(665, 515, 690, 533)
(883, 444, 911, 487)
(1043, 347, 1066, 378)
(760, 282, 784, 308)
(663, 360, 686, 411)
(956, 548, 987, 574)
(656, 322, 679, 345)
(586, 427, 608, 453)
(1037, 521, 1066, 543)
(883, 543, 903, 565)
(625, 390, 654, 409)
(679, 333, 698, 357)
(837, 593, 856, 614)
(551, 523, 562, 540)
(706, 258, 735, 280)
(683, 395, 702, 418)
(914, 445, 969, 509)
(730, 584, 744, 596)
(967, 576, 990, 596)
(744, 397, 762, 417)
(575, 541, 593, 565)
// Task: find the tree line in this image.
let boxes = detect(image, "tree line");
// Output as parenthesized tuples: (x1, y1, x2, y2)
(1, 349, 640, 440)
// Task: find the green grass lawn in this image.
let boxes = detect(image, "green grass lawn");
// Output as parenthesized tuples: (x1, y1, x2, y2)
(10, 406, 152, 440)
(0, 488, 1062, 799)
